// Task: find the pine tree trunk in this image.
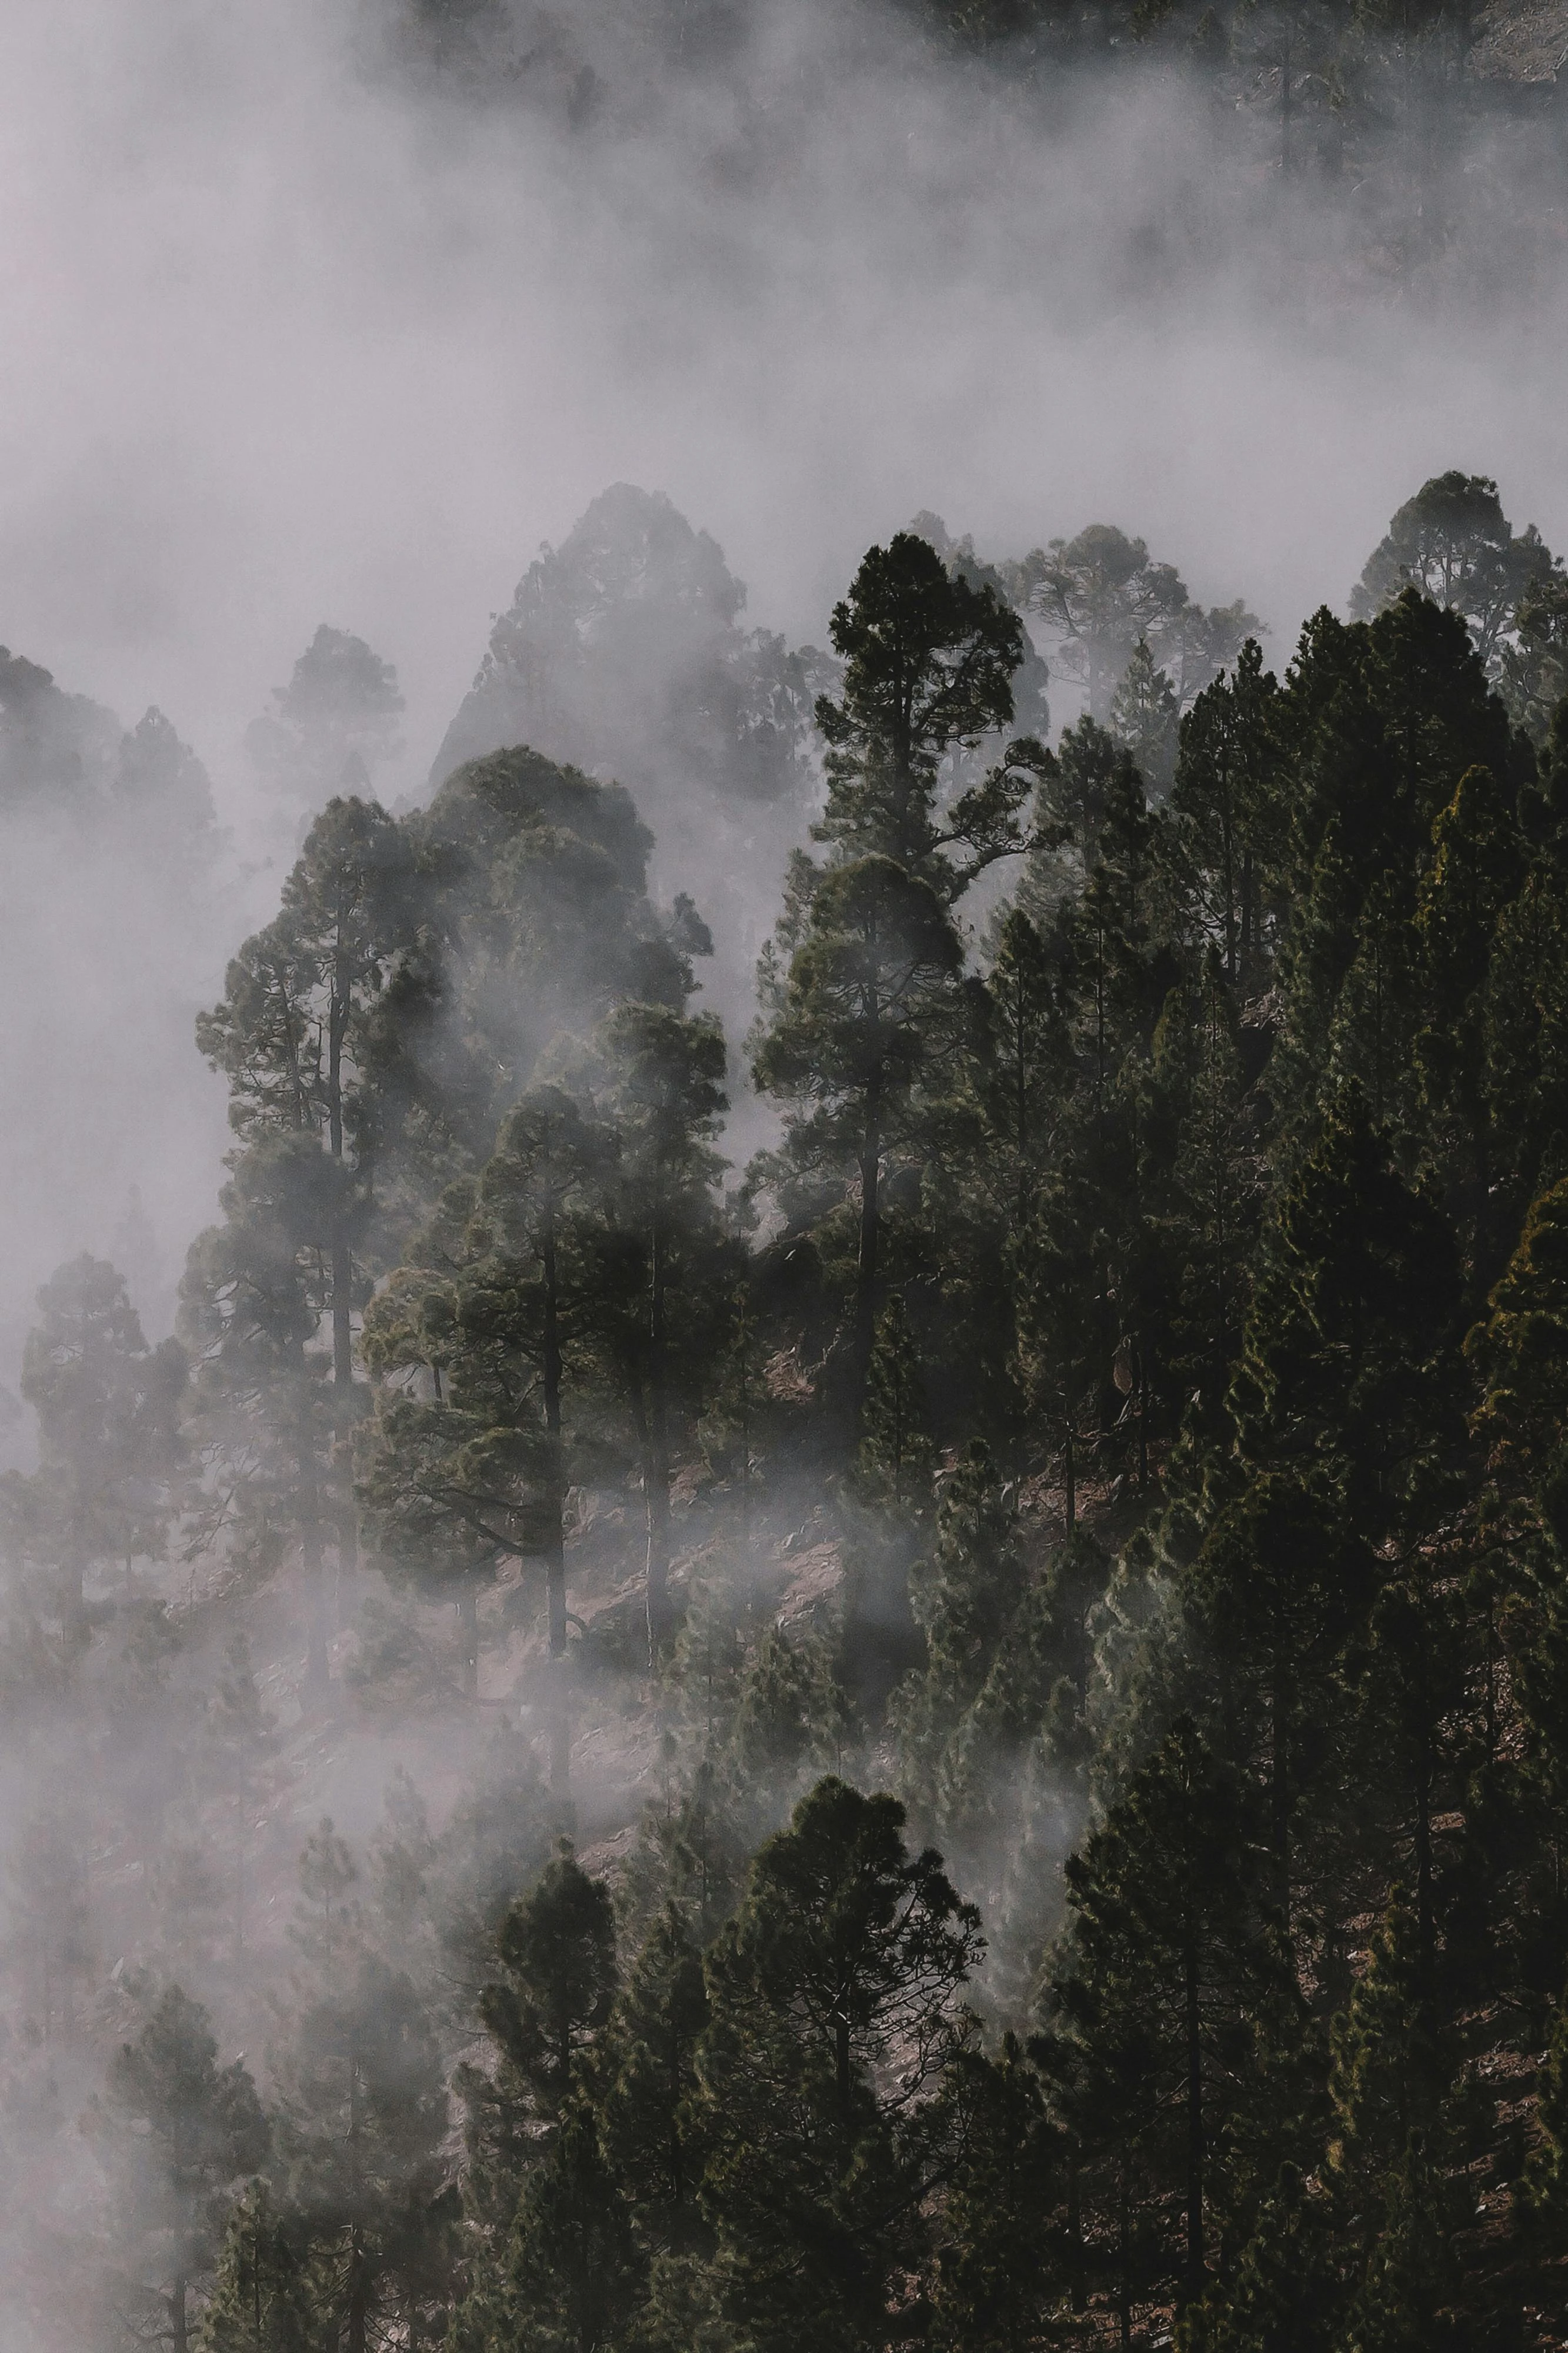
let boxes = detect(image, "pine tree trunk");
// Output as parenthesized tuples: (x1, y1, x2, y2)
(329, 915, 358, 1628)
(302, 1511, 329, 1692)
(1272, 1658, 1292, 1934)
(853, 1094, 882, 1421)
(542, 1218, 568, 1660)
(1185, 1932, 1205, 2299)
(541, 1217, 572, 1793)
(346, 2227, 370, 2353)
(1118, 2159, 1132, 2351)
(458, 1581, 479, 1702)
(643, 1404, 672, 1670)
(170, 2277, 189, 2353)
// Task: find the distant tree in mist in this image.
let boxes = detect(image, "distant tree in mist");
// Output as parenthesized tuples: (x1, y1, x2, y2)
(189, 797, 423, 1674)
(1109, 637, 1180, 793)
(360, 889, 732, 1694)
(0, 643, 121, 805)
(430, 486, 833, 1034)
(269, 1952, 452, 2353)
(402, 743, 666, 1161)
(104, 1984, 269, 2353)
(433, 485, 825, 817)
(246, 626, 405, 815)
(9, 1252, 188, 1626)
(589, 989, 733, 1664)
(112, 708, 219, 858)
(1352, 470, 1561, 689)
(1012, 524, 1257, 724)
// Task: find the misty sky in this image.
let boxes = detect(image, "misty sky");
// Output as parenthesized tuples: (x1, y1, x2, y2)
(4, 0, 1566, 789)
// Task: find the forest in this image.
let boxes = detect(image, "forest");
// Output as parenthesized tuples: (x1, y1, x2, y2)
(3, 462, 1568, 2351)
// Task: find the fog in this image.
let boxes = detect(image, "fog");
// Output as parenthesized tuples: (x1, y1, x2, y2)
(1, 0, 1566, 2340)
(1, 0, 1563, 1374)
(6, 0, 1567, 758)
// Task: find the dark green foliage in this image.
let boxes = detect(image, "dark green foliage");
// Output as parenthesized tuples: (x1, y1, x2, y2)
(200, 2182, 316, 2353)
(56, 497, 1568, 2353)
(481, 1841, 619, 2126)
(931, 2035, 1059, 2351)
(106, 1986, 270, 2353)
(1041, 1719, 1293, 2303)
(1351, 472, 1557, 679)
(600, 1904, 711, 2235)
(696, 1777, 982, 2350)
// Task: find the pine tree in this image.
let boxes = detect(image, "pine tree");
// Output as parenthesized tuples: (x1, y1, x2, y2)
(589, 996, 731, 1662)
(479, 1842, 618, 2127)
(1351, 472, 1556, 677)
(506, 2097, 641, 2353)
(858, 1291, 936, 1508)
(196, 795, 423, 1629)
(1014, 1153, 1103, 1527)
(893, 1439, 1025, 1829)
(931, 2035, 1059, 2352)
(599, 1902, 711, 2240)
(204, 1634, 277, 1959)
(1188, 1473, 1372, 1925)
(752, 532, 1045, 1420)
(1110, 638, 1180, 793)
(18, 1252, 187, 1626)
(1043, 1719, 1290, 2305)
(1167, 641, 1283, 986)
(697, 1777, 983, 2352)
(271, 1952, 451, 2353)
(974, 904, 1077, 1239)
(180, 1134, 342, 1688)
(1177, 2164, 1342, 2353)
(1229, 1086, 1465, 1541)
(106, 1985, 270, 2353)
(245, 626, 405, 813)
(199, 2182, 316, 2353)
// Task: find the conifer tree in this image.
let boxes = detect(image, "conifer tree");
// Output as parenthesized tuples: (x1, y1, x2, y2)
(200, 2181, 315, 2353)
(931, 2036, 1058, 2353)
(1110, 638, 1180, 792)
(246, 626, 405, 812)
(271, 1954, 452, 2353)
(1229, 1086, 1464, 1540)
(18, 1252, 187, 1625)
(1167, 642, 1283, 985)
(196, 795, 422, 1621)
(1043, 1719, 1289, 2305)
(1014, 1155, 1103, 1526)
(1176, 2164, 1341, 2353)
(1351, 471, 1556, 676)
(505, 2098, 641, 2353)
(106, 1985, 269, 2353)
(753, 533, 1045, 1417)
(204, 1634, 277, 1958)
(858, 1290, 936, 1508)
(477, 1841, 618, 2132)
(358, 1085, 613, 1717)
(599, 1902, 712, 2239)
(697, 1777, 983, 2351)
(893, 1439, 1025, 1829)
(589, 996, 730, 1662)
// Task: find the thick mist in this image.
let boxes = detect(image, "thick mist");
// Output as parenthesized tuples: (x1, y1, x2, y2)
(2, 0, 1564, 1378)
(2, 2, 1567, 2345)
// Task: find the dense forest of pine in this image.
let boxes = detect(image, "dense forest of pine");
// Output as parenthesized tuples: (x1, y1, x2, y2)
(6, 466, 1568, 2351)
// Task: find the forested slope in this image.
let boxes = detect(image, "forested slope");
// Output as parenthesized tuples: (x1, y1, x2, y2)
(5, 472, 1568, 2349)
